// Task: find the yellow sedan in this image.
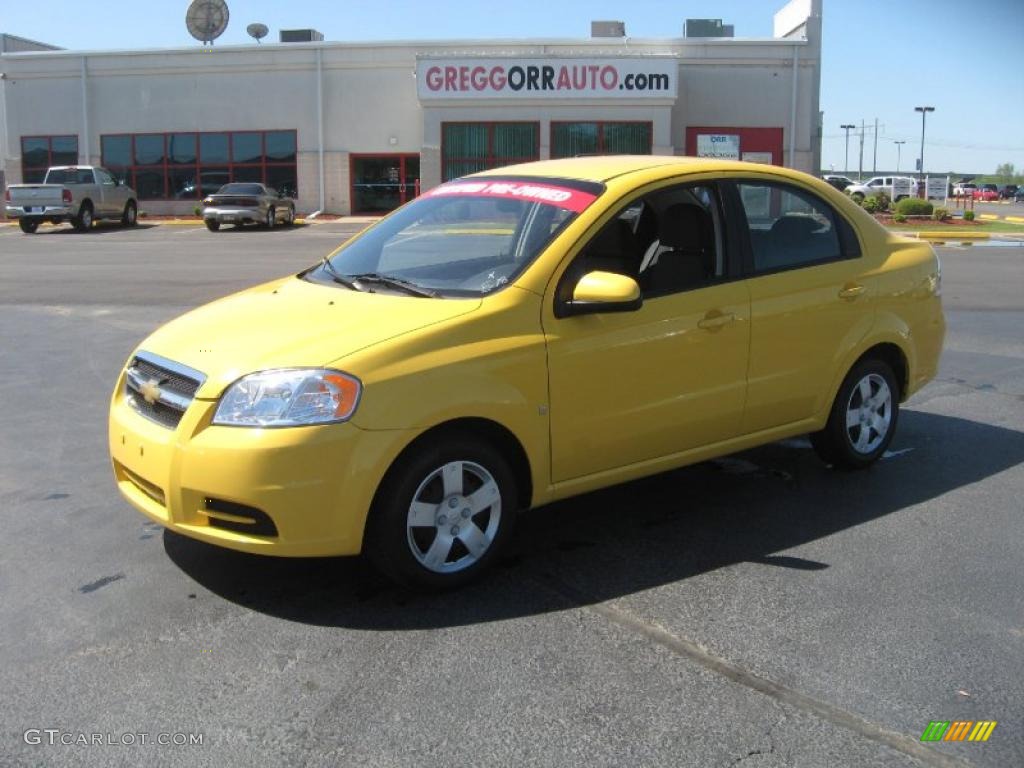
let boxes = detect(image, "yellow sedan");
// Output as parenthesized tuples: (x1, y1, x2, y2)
(109, 156, 944, 589)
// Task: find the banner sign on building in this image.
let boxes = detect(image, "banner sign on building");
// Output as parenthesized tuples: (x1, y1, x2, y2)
(417, 58, 677, 100)
(696, 134, 740, 160)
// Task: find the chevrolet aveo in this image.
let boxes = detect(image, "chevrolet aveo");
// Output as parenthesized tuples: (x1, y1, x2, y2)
(109, 157, 944, 589)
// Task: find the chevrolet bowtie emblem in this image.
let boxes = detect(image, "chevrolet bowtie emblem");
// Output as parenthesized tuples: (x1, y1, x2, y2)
(139, 378, 163, 405)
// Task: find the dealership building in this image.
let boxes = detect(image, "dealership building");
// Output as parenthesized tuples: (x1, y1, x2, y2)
(0, 0, 822, 216)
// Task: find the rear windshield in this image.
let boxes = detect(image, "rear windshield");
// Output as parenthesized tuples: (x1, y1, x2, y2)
(45, 169, 94, 185)
(216, 184, 264, 195)
(312, 177, 604, 297)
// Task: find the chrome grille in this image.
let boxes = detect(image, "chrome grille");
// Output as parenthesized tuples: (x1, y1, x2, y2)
(124, 352, 206, 429)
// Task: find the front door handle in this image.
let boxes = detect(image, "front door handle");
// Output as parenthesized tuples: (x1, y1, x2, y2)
(838, 283, 865, 300)
(697, 311, 736, 331)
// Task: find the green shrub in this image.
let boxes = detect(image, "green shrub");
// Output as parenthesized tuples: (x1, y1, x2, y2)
(964, 210, 975, 221)
(932, 207, 949, 221)
(894, 197, 933, 216)
(861, 193, 890, 214)
(193, 205, 202, 217)
(892, 212, 907, 223)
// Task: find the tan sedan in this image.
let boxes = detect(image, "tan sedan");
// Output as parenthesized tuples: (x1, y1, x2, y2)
(201, 183, 296, 231)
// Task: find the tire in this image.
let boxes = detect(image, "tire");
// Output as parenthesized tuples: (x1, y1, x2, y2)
(265, 206, 275, 229)
(121, 200, 137, 227)
(72, 202, 93, 232)
(811, 358, 899, 470)
(205, 220, 220, 232)
(366, 434, 518, 590)
(850, 192, 865, 203)
(283, 206, 294, 226)
(18, 219, 39, 234)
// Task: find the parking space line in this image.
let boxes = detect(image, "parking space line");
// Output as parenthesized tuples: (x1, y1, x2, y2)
(533, 573, 971, 768)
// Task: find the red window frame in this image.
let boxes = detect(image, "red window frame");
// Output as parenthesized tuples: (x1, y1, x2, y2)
(20, 135, 79, 183)
(441, 122, 540, 182)
(100, 130, 298, 200)
(549, 121, 654, 158)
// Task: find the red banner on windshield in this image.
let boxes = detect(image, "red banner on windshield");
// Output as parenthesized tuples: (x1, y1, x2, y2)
(424, 181, 598, 213)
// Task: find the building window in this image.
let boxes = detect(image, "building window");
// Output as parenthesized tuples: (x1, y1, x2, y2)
(100, 130, 298, 200)
(442, 122, 539, 182)
(551, 122, 652, 158)
(21, 135, 78, 183)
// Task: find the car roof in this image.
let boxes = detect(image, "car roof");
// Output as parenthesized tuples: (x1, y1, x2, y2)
(470, 155, 805, 185)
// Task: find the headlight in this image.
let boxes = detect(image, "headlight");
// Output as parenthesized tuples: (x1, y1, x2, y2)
(213, 369, 361, 427)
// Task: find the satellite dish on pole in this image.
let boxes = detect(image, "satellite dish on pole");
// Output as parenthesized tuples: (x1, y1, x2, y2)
(246, 23, 269, 44)
(186, 0, 230, 46)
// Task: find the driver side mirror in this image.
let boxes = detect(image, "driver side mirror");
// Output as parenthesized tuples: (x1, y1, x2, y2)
(561, 271, 642, 317)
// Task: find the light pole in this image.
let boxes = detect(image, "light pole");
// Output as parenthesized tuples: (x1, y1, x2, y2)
(894, 140, 906, 173)
(841, 124, 855, 177)
(914, 106, 935, 185)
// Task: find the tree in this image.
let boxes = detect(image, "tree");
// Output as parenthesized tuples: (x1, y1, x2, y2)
(994, 162, 1016, 183)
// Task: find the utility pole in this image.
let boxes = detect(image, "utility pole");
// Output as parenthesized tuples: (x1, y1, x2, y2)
(914, 106, 935, 185)
(858, 120, 865, 180)
(894, 140, 906, 173)
(841, 124, 855, 176)
(872, 117, 879, 173)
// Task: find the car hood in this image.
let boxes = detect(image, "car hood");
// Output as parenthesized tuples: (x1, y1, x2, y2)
(135, 275, 481, 398)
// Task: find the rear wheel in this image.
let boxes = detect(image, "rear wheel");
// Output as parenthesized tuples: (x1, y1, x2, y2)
(205, 220, 220, 232)
(366, 435, 517, 590)
(19, 219, 39, 234)
(811, 358, 899, 470)
(72, 202, 93, 232)
(121, 200, 137, 227)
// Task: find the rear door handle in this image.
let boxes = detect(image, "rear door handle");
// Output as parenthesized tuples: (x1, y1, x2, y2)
(697, 312, 736, 330)
(838, 283, 865, 300)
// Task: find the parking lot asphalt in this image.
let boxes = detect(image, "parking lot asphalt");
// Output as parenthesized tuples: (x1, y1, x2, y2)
(1, 222, 1021, 767)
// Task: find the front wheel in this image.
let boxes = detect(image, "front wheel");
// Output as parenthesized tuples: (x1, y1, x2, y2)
(121, 200, 137, 227)
(19, 219, 39, 234)
(205, 220, 220, 232)
(283, 206, 294, 226)
(811, 358, 899, 470)
(849, 192, 865, 203)
(265, 206, 275, 229)
(366, 435, 518, 590)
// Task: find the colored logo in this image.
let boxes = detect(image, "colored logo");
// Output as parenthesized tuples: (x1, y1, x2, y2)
(921, 721, 997, 742)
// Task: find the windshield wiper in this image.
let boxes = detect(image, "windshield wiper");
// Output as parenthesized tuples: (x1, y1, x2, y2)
(320, 257, 362, 291)
(345, 273, 438, 298)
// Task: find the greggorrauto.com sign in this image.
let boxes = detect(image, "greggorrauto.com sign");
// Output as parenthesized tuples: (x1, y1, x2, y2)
(417, 58, 677, 100)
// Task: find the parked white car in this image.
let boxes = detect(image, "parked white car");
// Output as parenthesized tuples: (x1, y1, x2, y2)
(4, 166, 138, 234)
(845, 176, 918, 201)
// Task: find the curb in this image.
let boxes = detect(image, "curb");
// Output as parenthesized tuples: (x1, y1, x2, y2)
(909, 232, 990, 241)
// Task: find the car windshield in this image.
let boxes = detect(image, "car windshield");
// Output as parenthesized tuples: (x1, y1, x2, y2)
(216, 183, 264, 195)
(310, 177, 604, 297)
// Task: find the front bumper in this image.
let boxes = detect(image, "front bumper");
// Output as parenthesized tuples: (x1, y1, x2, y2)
(203, 206, 262, 224)
(5, 204, 74, 220)
(108, 370, 412, 557)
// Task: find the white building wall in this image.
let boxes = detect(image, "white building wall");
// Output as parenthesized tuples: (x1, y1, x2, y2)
(1, 25, 820, 215)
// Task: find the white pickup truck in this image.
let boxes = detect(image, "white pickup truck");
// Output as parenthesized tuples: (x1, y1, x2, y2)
(4, 166, 138, 234)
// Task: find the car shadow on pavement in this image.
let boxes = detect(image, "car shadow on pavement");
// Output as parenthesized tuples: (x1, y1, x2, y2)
(31, 223, 158, 235)
(164, 410, 1024, 629)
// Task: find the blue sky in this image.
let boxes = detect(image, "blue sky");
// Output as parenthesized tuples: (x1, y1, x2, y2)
(3, 0, 1022, 175)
